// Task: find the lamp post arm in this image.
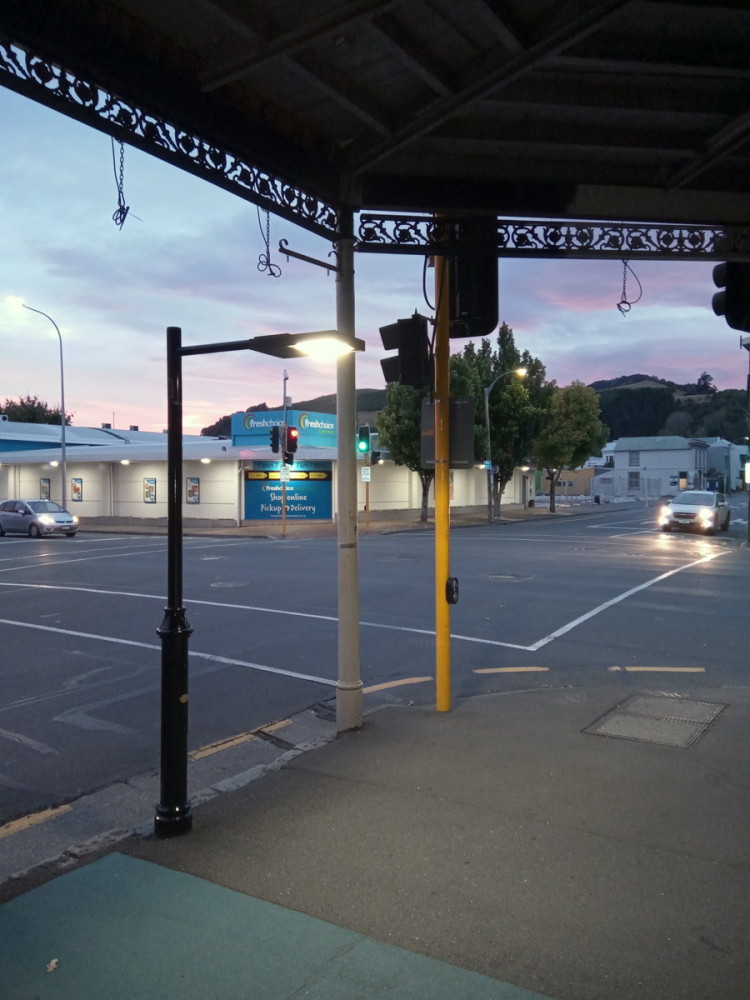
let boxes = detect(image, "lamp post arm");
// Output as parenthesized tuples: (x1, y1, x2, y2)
(22, 305, 67, 509)
(483, 367, 526, 524)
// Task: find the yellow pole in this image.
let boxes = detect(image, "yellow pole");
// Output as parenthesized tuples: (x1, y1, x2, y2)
(434, 252, 451, 711)
(365, 460, 370, 533)
(281, 421, 287, 537)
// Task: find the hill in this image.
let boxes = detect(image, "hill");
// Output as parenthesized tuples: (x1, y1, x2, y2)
(592, 374, 746, 441)
(200, 388, 387, 437)
(588, 374, 675, 392)
(201, 375, 746, 444)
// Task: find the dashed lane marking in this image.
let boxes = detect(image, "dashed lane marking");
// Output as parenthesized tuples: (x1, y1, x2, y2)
(608, 666, 706, 673)
(362, 676, 433, 693)
(473, 667, 549, 674)
(0, 804, 72, 840)
(191, 719, 292, 760)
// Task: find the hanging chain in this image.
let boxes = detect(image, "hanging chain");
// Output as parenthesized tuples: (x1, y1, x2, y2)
(617, 259, 643, 315)
(257, 207, 282, 277)
(111, 137, 131, 230)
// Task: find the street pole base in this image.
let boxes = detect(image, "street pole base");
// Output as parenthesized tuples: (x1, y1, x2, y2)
(154, 802, 193, 839)
(336, 680, 363, 733)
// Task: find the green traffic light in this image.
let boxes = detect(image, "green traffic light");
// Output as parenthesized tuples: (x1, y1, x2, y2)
(357, 438, 368, 452)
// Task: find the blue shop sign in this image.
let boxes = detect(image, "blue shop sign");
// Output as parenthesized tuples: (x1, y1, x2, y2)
(244, 464, 332, 520)
(232, 410, 337, 449)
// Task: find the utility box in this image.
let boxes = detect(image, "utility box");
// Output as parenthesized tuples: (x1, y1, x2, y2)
(420, 396, 476, 469)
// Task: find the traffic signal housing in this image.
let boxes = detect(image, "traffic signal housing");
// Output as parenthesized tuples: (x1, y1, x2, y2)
(712, 261, 750, 332)
(449, 217, 499, 338)
(284, 426, 298, 464)
(379, 313, 431, 388)
(269, 426, 280, 453)
(357, 425, 370, 453)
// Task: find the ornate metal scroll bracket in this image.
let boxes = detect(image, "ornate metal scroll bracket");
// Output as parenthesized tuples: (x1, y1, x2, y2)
(356, 214, 750, 262)
(0, 35, 340, 241)
(278, 239, 340, 274)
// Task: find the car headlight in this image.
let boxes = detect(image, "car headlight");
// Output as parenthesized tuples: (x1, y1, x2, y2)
(72, 516, 79, 524)
(659, 505, 672, 517)
(697, 507, 716, 528)
(39, 514, 55, 525)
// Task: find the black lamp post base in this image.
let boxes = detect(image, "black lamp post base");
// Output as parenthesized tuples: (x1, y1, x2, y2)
(154, 803, 193, 839)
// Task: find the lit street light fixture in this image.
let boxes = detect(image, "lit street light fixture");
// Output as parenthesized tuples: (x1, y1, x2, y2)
(484, 367, 526, 523)
(20, 303, 68, 509)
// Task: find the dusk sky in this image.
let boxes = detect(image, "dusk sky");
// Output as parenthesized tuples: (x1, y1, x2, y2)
(1, 85, 745, 435)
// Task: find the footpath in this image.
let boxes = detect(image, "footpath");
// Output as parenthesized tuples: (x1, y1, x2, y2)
(1, 498, 748, 999)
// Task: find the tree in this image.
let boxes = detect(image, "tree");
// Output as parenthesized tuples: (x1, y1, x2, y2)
(450, 323, 549, 515)
(597, 386, 675, 438)
(532, 382, 608, 513)
(696, 371, 717, 395)
(375, 382, 434, 521)
(1, 394, 72, 425)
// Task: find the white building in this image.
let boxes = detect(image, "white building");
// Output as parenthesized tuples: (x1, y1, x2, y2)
(590, 436, 709, 500)
(0, 415, 532, 527)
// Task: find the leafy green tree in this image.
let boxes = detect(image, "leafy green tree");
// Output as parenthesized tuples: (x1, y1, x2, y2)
(1, 394, 72, 425)
(375, 382, 434, 521)
(451, 323, 549, 515)
(532, 381, 608, 513)
(598, 386, 675, 438)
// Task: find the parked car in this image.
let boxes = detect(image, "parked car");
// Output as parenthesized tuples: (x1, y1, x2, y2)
(658, 490, 730, 535)
(0, 499, 78, 537)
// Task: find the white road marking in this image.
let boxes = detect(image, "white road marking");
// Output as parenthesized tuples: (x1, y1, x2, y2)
(524, 551, 725, 652)
(0, 549, 728, 658)
(0, 727, 58, 754)
(0, 617, 336, 688)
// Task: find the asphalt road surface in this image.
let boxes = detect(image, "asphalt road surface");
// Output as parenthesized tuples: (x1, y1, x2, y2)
(0, 497, 748, 825)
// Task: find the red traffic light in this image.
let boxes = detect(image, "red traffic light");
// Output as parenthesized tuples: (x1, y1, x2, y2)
(286, 426, 298, 453)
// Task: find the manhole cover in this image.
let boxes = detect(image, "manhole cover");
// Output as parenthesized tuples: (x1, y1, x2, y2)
(585, 694, 725, 748)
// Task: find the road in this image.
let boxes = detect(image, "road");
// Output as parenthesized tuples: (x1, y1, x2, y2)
(0, 497, 747, 826)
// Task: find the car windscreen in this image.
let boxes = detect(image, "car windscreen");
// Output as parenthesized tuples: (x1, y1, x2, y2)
(27, 501, 65, 513)
(673, 493, 713, 506)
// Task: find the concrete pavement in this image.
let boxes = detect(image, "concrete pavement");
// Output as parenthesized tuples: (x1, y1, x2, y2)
(2, 683, 748, 999)
(3, 496, 747, 998)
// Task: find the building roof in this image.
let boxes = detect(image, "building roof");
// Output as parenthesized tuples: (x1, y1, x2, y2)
(0, 419, 335, 465)
(2, 1, 749, 231)
(612, 436, 708, 451)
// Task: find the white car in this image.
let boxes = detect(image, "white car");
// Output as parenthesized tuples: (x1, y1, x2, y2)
(658, 491, 730, 535)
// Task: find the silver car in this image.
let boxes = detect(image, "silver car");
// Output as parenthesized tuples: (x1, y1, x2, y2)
(658, 490, 730, 535)
(0, 499, 78, 538)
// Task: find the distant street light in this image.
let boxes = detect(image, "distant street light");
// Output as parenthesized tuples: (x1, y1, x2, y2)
(18, 303, 67, 509)
(484, 367, 526, 523)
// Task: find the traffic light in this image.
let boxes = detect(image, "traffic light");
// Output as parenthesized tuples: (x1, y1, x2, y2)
(712, 262, 750, 332)
(284, 426, 298, 463)
(449, 216, 499, 338)
(379, 313, 431, 388)
(269, 426, 280, 453)
(357, 425, 370, 453)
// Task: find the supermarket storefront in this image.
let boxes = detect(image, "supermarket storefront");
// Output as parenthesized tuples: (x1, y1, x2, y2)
(244, 463, 333, 520)
(233, 409, 336, 522)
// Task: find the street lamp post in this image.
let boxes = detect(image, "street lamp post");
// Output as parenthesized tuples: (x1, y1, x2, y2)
(22, 305, 67, 509)
(483, 367, 526, 523)
(156, 325, 364, 838)
(742, 336, 750, 544)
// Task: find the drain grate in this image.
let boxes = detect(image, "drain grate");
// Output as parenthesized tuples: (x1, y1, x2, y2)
(585, 694, 725, 748)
